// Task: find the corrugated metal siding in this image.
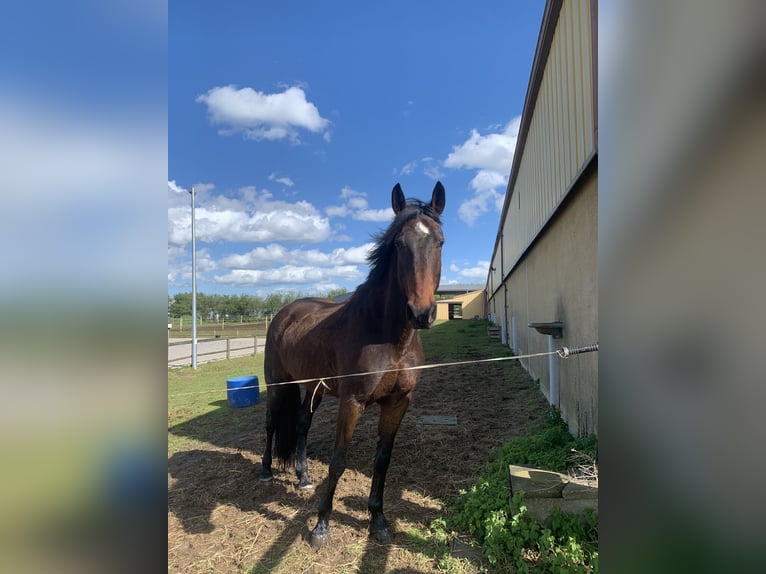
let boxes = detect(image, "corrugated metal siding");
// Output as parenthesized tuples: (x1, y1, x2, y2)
(501, 0, 594, 275)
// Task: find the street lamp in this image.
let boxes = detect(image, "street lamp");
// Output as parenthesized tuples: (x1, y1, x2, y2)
(189, 186, 198, 369)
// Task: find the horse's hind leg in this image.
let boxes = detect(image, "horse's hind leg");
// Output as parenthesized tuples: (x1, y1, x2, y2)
(259, 394, 275, 482)
(295, 387, 322, 489)
(368, 393, 411, 544)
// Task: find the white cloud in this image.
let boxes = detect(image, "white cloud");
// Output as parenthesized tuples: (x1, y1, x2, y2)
(423, 163, 445, 181)
(168, 177, 377, 291)
(334, 243, 374, 264)
(395, 161, 417, 177)
(470, 169, 506, 192)
(268, 173, 294, 187)
(213, 264, 363, 287)
(340, 186, 364, 199)
(167, 179, 185, 194)
(167, 179, 404, 293)
(196, 85, 330, 143)
(326, 186, 394, 223)
(447, 260, 490, 282)
(393, 157, 444, 180)
(444, 117, 520, 173)
(195, 182, 216, 194)
(325, 205, 349, 217)
(167, 244, 186, 261)
(457, 188, 504, 226)
(218, 242, 375, 270)
(347, 196, 368, 210)
(354, 208, 393, 222)
(167, 184, 331, 247)
(458, 260, 491, 281)
(167, 247, 217, 284)
(444, 117, 520, 225)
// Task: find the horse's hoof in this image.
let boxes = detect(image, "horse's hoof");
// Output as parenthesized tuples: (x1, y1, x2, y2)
(258, 471, 273, 483)
(297, 472, 314, 489)
(309, 522, 330, 549)
(370, 528, 393, 545)
(310, 533, 329, 549)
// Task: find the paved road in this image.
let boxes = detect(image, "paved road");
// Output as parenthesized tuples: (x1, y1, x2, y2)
(168, 337, 265, 367)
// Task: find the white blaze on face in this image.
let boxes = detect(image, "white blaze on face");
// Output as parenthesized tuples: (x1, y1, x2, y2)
(415, 221, 430, 236)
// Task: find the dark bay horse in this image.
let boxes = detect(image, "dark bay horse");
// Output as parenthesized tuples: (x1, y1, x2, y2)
(259, 181, 445, 548)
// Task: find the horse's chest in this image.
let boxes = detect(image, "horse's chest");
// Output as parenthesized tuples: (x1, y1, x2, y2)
(366, 366, 418, 403)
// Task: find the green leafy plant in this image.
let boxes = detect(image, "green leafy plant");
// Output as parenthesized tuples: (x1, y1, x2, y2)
(444, 410, 598, 572)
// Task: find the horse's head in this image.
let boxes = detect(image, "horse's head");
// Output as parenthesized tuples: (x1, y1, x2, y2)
(390, 182, 445, 329)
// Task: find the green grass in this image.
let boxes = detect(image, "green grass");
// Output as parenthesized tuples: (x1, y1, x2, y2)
(168, 353, 265, 453)
(422, 319, 510, 361)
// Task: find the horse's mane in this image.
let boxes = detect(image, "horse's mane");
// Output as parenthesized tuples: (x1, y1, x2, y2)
(364, 199, 442, 285)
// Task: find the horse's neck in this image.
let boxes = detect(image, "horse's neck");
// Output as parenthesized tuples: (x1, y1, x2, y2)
(353, 279, 414, 345)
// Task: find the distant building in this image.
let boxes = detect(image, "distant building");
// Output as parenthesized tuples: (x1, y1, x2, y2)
(435, 289, 485, 321)
(435, 284, 484, 298)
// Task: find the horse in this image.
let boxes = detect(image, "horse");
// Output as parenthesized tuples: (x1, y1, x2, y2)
(259, 181, 445, 548)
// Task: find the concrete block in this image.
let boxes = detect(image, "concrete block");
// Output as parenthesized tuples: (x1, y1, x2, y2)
(508, 464, 598, 523)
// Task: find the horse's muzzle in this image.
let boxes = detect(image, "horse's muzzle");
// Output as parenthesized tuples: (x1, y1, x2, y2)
(407, 303, 437, 329)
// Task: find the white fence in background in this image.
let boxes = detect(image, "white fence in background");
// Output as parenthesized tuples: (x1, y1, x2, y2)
(168, 336, 265, 367)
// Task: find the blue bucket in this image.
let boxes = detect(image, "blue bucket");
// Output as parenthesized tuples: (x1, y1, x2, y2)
(226, 375, 259, 408)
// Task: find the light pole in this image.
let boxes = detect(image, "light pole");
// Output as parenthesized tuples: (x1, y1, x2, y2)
(189, 186, 198, 369)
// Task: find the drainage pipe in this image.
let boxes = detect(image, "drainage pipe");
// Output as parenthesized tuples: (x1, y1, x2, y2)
(528, 321, 564, 408)
(548, 335, 559, 408)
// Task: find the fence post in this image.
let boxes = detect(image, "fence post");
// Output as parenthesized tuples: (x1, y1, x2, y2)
(253, 336, 257, 356)
(226, 337, 230, 360)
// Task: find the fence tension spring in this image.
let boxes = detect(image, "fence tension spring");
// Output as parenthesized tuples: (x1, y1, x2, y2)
(557, 342, 599, 358)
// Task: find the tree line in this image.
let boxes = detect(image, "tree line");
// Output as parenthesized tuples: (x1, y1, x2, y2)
(168, 289, 348, 320)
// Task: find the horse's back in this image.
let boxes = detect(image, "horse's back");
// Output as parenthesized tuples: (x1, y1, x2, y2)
(269, 297, 340, 337)
(264, 297, 343, 383)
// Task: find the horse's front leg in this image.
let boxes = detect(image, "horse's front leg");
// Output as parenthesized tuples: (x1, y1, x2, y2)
(295, 387, 322, 489)
(368, 392, 411, 544)
(310, 399, 364, 549)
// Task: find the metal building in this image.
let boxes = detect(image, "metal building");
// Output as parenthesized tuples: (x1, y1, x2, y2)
(485, 0, 598, 437)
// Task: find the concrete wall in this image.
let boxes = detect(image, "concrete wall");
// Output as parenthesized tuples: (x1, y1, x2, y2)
(503, 169, 598, 437)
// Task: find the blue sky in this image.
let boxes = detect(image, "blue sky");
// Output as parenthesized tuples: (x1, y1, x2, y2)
(169, 1, 545, 297)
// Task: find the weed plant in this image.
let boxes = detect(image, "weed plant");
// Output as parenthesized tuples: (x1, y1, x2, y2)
(440, 410, 598, 572)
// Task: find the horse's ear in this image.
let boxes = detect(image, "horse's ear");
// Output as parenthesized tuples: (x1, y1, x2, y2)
(392, 183, 406, 214)
(430, 181, 446, 215)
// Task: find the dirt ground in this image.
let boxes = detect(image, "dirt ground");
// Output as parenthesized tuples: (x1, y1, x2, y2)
(168, 347, 550, 572)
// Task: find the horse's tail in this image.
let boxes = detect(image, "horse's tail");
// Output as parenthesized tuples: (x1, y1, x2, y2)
(271, 383, 301, 467)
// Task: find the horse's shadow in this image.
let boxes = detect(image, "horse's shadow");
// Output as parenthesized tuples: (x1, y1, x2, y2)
(168, 398, 265, 453)
(167, 448, 458, 573)
(167, 387, 480, 572)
